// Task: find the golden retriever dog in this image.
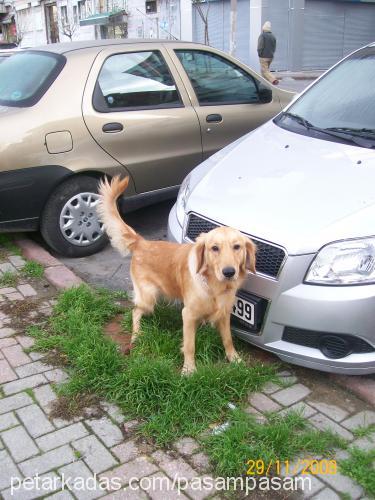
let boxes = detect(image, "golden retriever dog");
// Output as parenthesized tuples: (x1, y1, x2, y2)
(97, 176, 256, 374)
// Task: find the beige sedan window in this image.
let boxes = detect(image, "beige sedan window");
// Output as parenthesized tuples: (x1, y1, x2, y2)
(95, 50, 182, 111)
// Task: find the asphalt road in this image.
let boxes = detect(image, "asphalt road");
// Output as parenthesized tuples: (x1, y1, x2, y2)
(59, 77, 312, 291)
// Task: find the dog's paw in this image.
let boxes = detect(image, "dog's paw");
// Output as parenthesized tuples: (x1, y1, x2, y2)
(181, 364, 196, 376)
(227, 351, 242, 364)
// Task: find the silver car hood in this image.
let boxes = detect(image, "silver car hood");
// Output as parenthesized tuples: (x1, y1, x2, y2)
(186, 121, 375, 255)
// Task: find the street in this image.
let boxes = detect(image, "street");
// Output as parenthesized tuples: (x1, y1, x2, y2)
(59, 76, 312, 290)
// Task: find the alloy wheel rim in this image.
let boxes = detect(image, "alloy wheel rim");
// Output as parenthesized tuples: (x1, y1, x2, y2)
(59, 192, 104, 246)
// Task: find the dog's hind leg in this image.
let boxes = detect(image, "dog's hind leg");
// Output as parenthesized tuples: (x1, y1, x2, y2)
(131, 282, 157, 343)
(217, 314, 242, 363)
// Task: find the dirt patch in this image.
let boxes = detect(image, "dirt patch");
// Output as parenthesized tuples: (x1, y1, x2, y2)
(50, 393, 104, 421)
(103, 314, 134, 355)
(44, 349, 70, 368)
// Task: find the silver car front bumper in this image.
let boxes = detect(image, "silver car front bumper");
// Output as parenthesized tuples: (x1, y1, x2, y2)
(168, 205, 375, 375)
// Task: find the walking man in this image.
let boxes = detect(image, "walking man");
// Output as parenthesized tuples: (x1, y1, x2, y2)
(257, 21, 279, 85)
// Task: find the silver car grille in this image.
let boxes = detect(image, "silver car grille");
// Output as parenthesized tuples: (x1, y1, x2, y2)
(185, 213, 286, 279)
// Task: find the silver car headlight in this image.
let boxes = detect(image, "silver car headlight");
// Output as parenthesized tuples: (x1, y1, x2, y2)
(305, 237, 375, 285)
(176, 174, 191, 226)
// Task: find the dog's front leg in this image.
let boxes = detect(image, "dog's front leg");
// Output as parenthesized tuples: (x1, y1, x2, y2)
(217, 314, 242, 363)
(181, 307, 197, 375)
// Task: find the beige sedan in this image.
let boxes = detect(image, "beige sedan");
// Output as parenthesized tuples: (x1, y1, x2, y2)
(0, 40, 293, 257)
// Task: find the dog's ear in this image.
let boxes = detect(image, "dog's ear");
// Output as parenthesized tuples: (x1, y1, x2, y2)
(195, 234, 207, 274)
(245, 239, 257, 274)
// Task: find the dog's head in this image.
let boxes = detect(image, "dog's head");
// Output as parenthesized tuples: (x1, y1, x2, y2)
(194, 227, 256, 282)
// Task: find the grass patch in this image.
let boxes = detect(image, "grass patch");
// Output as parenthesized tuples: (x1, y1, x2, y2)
(204, 409, 346, 477)
(21, 260, 44, 279)
(30, 285, 349, 477)
(339, 447, 375, 497)
(0, 271, 18, 287)
(353, 424, 375, 439)
(0, 234, 21, 255)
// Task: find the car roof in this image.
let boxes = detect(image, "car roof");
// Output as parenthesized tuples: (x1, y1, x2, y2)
(30, 38, 203, 55)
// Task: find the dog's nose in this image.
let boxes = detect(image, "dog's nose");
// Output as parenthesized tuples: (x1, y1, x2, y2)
(222, 267, 236, 279)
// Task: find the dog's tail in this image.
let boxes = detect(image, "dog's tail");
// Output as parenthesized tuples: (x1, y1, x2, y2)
(97, 176, 141, 256)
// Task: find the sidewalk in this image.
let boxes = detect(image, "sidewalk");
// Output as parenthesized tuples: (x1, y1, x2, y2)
(274, 70, 325, 81)
(0, 236, 374, 499)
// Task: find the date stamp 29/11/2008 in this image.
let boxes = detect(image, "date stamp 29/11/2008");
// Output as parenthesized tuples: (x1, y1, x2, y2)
(246, 459, 337, 477)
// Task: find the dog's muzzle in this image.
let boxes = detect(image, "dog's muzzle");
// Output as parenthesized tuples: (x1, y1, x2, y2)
(222, 267, 236, 279)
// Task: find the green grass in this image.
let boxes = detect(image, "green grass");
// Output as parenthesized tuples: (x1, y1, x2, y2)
(30, 285, 349, 477)
(0, 234, 22, 255)
(21, 260, 44, 279)
(0, 271, 18, 287)
(353, 423, 375, 439)
(339, 447, 375, 497)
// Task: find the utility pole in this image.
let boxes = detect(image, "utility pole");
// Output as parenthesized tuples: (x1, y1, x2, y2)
(229, 0, 237, 56)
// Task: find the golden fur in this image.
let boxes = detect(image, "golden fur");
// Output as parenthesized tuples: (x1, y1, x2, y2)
(97, 176, 257, 374)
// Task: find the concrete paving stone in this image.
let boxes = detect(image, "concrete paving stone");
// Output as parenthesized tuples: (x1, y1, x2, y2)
(101, 489, 148, 499)
(58, 460, 103, 500)
(152, 451, 196, 481)
(0, 287, 17, 295)
(1, 425, 39, 462)
(262, 381, 280, 394)
(271, 384, 311, 406)
(0, 326, 16, 339)
(301, 475, 325, 498)
(0, 263, 17, 274)
(8, 255, 26, 268)
(44, 369, 69, 384)
(100, 457, 158, 488)
(189, 453, 210, 472)
(2, 344, 31, 367)
(0, 412, 18, 431)
(0, 449, 23, 489)
(341, 410, 375, 430)
(15, 361, 54, 378)
(53, 415, 83, 429)
(143, 472, 190, 500)
(3, 374, 47, 395)
(308, 401, 349, 422)
(33, 384, 57, 409)
(111, 440, 139, 463)
(29, 352, 45, 361)
(351, 432, 375, 452)
(0, 393, 33, 414)
(7, 292, 24, 301)
(36, 422, 89, 452)
(173, 437, 200, 456)
(0, 337, 17, 348)
(101, 402, 125, 424)
(0, 359, 18, 383)
(72, 435, 118, 474)
(2, 472, 61, 500)
(123, 419, 140, 434)
(44, 265, 83, 290)
(86, 416, 123, 448)
(311, 487, 340, 500)
(17, 284, 37, 297)
(320, 471, 363, 499)
(47, 491, 75, 500)
(334, 448, 350, 460)
(248, 392, 281, 413)
(15, 335, 35, 349)
(279, 401, 317, 419)
(17, 403, 55, 437)
(19, 445, 76, 477)
(244, 405, 267, 424)
(310, 413, 353, 441)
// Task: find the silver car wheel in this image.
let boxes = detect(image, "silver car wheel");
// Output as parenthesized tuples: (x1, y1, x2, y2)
(59, 192, 104, 247)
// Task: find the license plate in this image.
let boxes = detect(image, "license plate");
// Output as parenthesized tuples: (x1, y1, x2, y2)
(232, 296, 255, 327)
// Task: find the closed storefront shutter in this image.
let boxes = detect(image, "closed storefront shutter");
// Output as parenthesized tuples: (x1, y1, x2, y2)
(304, 0, 375, 70)
(262, 0, 290, 71)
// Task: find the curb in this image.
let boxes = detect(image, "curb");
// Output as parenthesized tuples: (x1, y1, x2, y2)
(14, 237, 83, 290)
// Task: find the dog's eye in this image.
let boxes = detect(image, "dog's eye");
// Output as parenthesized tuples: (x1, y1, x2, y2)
(211, 245, 219, 252)
(233, 244, 241, 250)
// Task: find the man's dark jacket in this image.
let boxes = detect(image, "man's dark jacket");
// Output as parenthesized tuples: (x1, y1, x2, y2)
(257, 31, 276, 58)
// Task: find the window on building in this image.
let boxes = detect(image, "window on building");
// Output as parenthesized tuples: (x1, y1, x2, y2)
(73, 5, 78, 24)
(145, 0, 157, 14)
(78, 0, 86, 20)
(175, 50, 260, 105)
(94, 50, 182, 111)
(60, 5, 68, 24)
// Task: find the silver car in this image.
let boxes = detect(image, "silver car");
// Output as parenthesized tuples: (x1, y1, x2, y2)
(168, 43, 375, 375)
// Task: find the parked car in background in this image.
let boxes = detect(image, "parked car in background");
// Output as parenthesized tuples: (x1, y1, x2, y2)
(168, 42, 375, 375)
(0, 43, 18, 63)
(0, 40, 293, 257)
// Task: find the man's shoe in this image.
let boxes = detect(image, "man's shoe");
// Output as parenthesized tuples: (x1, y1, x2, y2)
(273, 79, 279, 85)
